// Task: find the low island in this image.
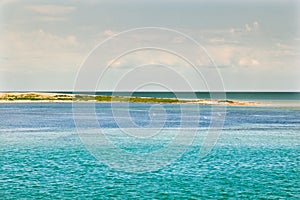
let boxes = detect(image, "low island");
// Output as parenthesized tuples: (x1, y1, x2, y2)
(0, 92, 262, 106)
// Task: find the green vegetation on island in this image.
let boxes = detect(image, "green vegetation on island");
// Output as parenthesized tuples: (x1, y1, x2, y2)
(0, 93, 73, 101)
(0, 93, 182, 103)
(0, 92, 262, 106)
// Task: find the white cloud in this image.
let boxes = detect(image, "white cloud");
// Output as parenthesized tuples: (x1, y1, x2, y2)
(205, 43, 265, 68)
(238, 57, 260, 66)
(244, 21, 260, 32)
(194, 22, 266, 68)
(66, 35, 78, 45)
(34, 29, 78, 46)
(206, 45, 236, 66)
(28, 5, 76, 15)
(253, 21, 260, 31)
(229, 21, 260, 34)
(245, 24, 252, 32)
(103, 30, 117, 37)
(107, 50, 190, 69)
(0, 29, 81, 72)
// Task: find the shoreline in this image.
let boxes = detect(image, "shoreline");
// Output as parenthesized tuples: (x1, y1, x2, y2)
(0, 92, 292, 107)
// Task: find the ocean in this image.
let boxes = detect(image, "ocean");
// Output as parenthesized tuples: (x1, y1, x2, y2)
(0, 94, 299, 199)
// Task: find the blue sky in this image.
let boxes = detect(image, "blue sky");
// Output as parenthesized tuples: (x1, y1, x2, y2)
(0, 0, 299, 91)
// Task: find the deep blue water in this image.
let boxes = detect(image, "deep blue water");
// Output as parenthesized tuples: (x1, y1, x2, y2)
(0, 103, 299, 199)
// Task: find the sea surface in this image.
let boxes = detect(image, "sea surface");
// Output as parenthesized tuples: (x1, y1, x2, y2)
(0, 100, 299, 199)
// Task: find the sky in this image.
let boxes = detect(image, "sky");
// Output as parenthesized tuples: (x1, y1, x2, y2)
(0, 0, 299, 91)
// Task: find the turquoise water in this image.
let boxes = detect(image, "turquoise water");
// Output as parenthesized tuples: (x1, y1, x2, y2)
(0, 103, 299, 199)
